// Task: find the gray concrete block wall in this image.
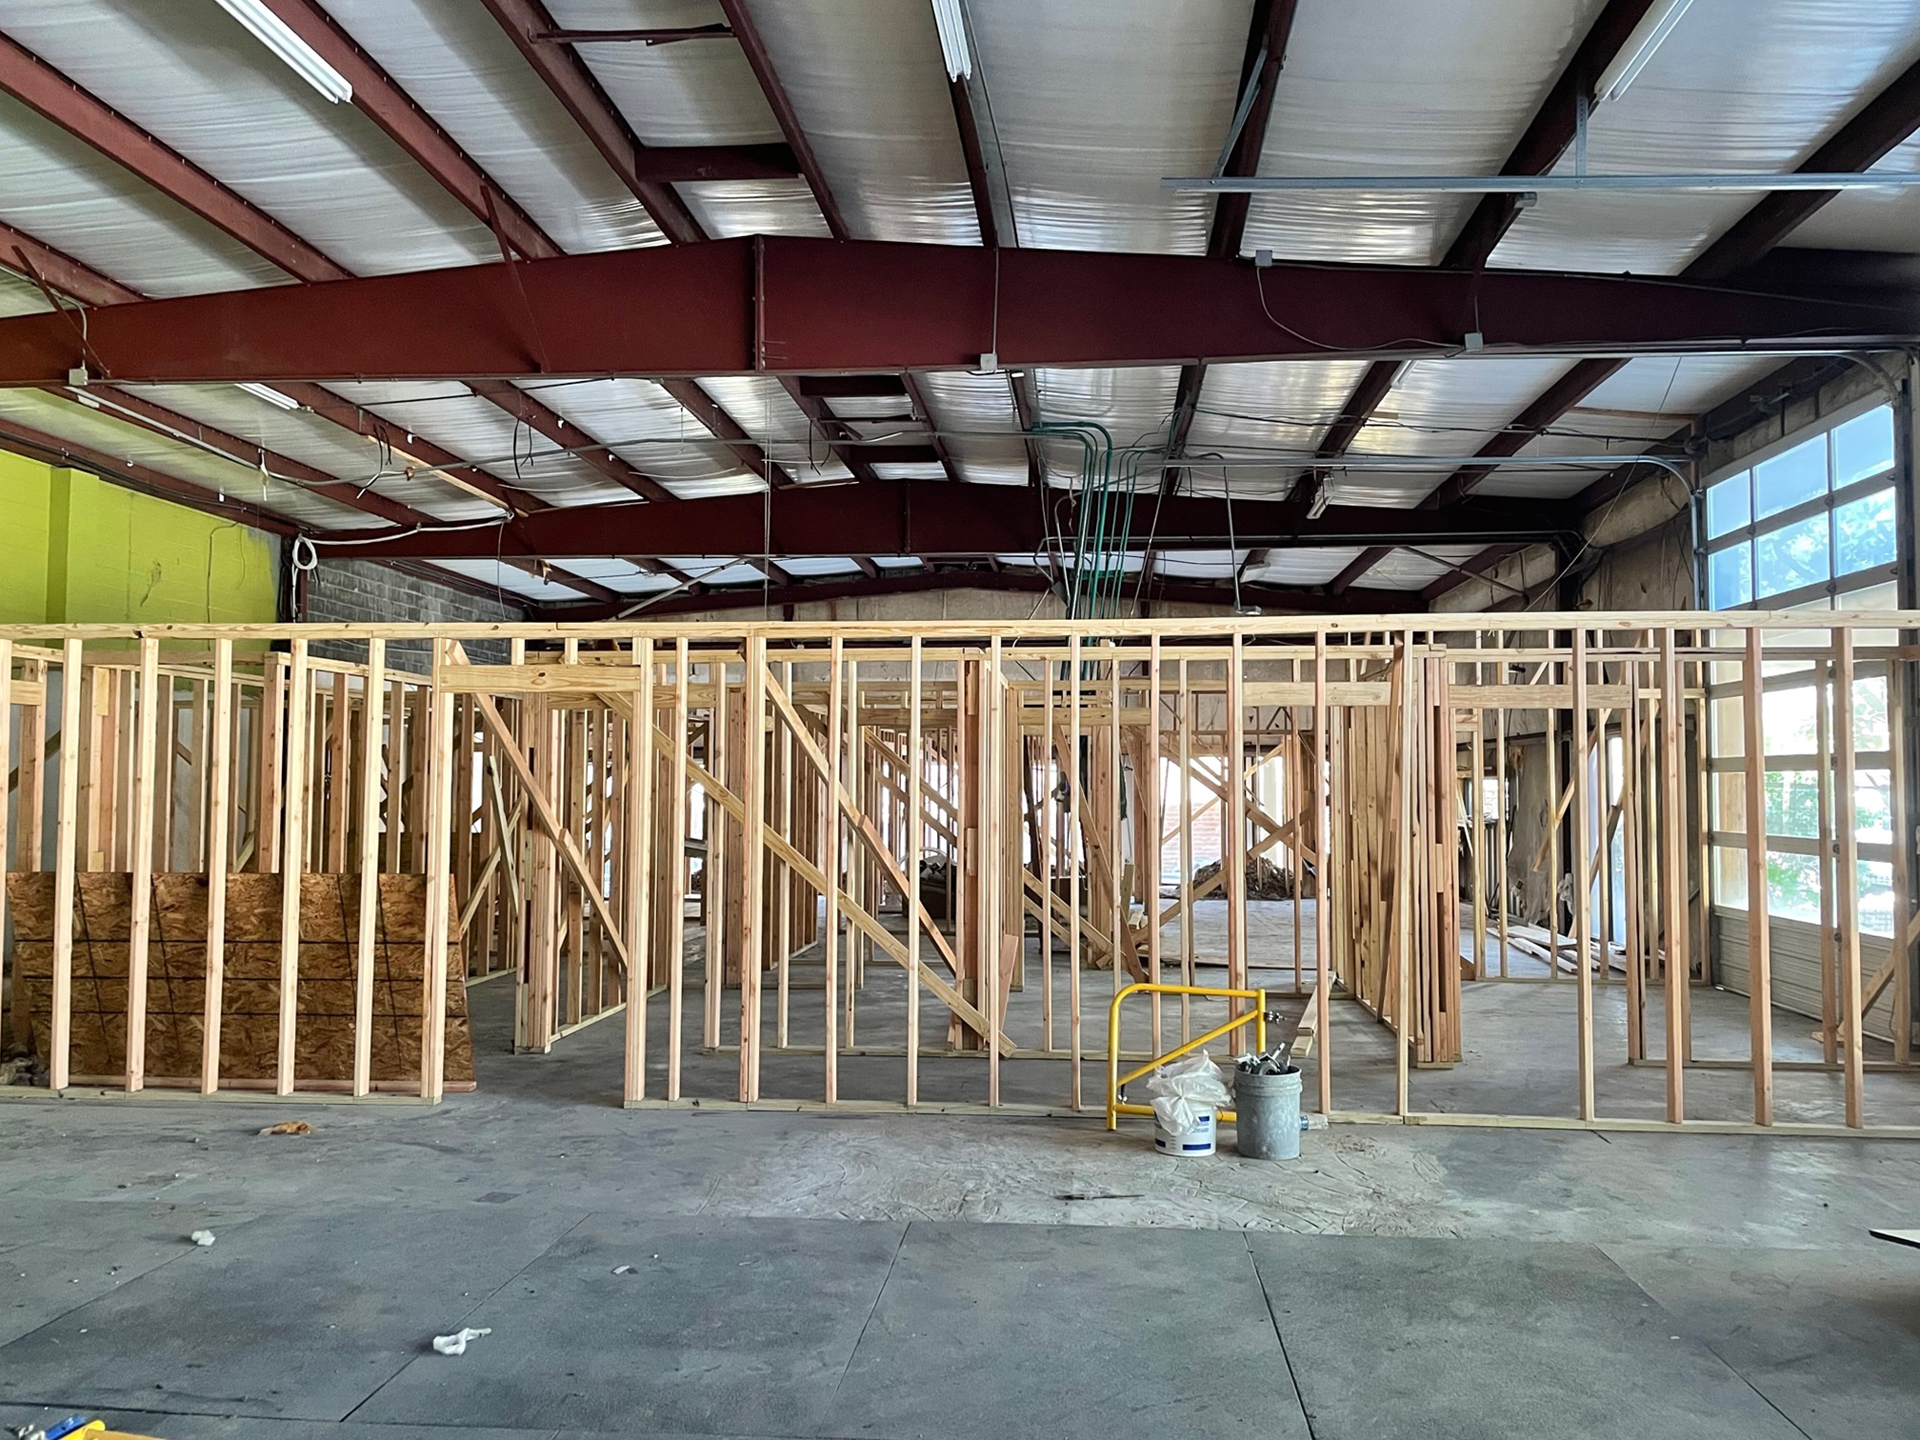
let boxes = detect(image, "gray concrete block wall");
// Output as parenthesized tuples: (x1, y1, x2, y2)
(305, 561, 522, 669)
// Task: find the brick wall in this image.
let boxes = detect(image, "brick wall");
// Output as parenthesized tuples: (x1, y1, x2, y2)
(303, 561, 522, 670)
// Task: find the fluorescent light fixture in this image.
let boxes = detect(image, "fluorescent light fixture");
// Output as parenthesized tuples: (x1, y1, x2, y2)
(237, 382, 300, 411)
(930, 0, 972, 80)
(1163, 172, 1920, 194)
(1593, 0, 1695, 105)
(213, 0, 353, 104)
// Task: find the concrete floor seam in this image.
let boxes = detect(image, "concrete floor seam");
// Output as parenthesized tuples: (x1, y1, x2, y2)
(1246, 1233, 1320, 1440)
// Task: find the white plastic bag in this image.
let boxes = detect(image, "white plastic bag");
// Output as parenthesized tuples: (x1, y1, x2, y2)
(1143, 1051, 1233, 1133)
(432, 1327, 491, 1356)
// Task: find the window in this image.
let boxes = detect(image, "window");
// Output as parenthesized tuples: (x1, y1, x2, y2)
(1702, 402, 1905, 940)
(1701, 402, 1899, 611)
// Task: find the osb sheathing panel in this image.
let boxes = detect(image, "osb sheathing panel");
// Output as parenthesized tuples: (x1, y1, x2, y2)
(6, 873, 474, 1085)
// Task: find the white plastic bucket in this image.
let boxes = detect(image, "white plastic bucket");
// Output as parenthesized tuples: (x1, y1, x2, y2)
(1153, 1108, 1216, 1157)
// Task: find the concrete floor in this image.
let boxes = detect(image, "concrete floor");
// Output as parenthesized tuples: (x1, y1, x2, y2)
(656, 898, 1920, 1128)
(5, 902, 1920, 1439)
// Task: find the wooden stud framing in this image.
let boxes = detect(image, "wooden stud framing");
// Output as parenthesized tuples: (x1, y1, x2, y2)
(0, 612, 1913, 1135)
(276, 638, 310, 1095)
(624, 638, 653, 1104)
(1571, 628, 1595, 1119)
(203, 639, 235, 1095)
(1743, 627, 1774, 1124)
(1835, 627, 1864, 1128)
(906, 635, 923, 1108)
(124, 638, 160, 1091)
(668, 637, 690, 1101)
(1657, 628, 1687, 1123)
(352, 640, 384, 1097)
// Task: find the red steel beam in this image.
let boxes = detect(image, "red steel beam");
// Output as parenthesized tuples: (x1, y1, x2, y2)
(0, 218, 570, 525)
(254, 0, 558, 262)
(716, 7, 958, 491)
(498, 555, 624, 603)
(1418, 543, 1526, 604)
(481, 0, 703, 244)
(898, 372, 966, 486)
(0, 219, 141, 306)
(534, 564, 1416, 620)
(655, 377, 792, 487)
(779, 375, 879, 483)
(0, 237, 1902, 387)
(58, 383, 424, 529)
(0, 411, 300, 536)
(1207, 0, 1299, 263)
(46, 386, 618, 602)
(323, 480, 1576, 563)
(480, 0, 794, 484)
(1161, 0, 1298, 496)
(949, 68, 1002, 248)
(0, 26, 681, 505)
(57, 376, 648, 599)
(1442, 0, 1660, 268)
(258, 0, 774, 499)
(1328, 355, 1623, 592)
(939, 4, 1016, 250)
(716, 0, 847, 239)
(0, 240, 599, 599)
(1354, 49, 1920, 596)
(0, 224, 511, 530)
(1312, 0, 1664, 509)
(0, 30, 348, 281)
(1690, 53, 1920, 281)
(463, 378, 675, 501)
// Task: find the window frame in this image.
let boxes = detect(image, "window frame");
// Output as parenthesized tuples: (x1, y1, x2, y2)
(1697, 396, 1900, 611)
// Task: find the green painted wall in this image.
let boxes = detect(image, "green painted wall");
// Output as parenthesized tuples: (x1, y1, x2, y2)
(0, 452, 279, 624)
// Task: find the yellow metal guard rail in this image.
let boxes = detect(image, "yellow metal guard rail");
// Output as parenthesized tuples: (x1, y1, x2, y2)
(1106, 982, 1267, 1131)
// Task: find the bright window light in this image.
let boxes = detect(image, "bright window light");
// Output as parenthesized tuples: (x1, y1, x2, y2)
(213, 0, 353, 105)
(237, 382, 300, 411)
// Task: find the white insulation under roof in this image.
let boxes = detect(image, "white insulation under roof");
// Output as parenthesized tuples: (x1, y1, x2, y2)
(1242, 0, 1606, 265)
(322, 381, 629, 509)
(736, 0, 980, 244)
(0, 97, 283, 297)
(521, 378, 760, 495)
(1340, 355, 1578, 507)
(427, 558, 583, 603)
(0, 387, 363, 531)
(917, 373, 1028, 486)
(3, 0, 498, 277)
(697, 375, 853, 484)
(1184, 359, 1372, 498)
(1492, 353, 1788, 499)
(967, 0, 1237, 253)
(1365, 544, 1486, 590)
(1249, 547, 1366, 587)
(1492, 0, 1920, 275)
(1032, 366, 1182, 486)
(317, 0, 668, 255)
(1788, 128, 1920, 250)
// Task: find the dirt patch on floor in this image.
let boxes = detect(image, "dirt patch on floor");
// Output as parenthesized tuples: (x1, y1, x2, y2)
(704, 1118, 1449, 1234)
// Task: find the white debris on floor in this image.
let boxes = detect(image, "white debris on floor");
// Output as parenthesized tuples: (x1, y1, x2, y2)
(431, 1326, 491, 1355)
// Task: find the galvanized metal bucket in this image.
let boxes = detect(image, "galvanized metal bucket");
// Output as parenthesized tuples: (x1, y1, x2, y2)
(1234, 1067, 1301, 1160)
